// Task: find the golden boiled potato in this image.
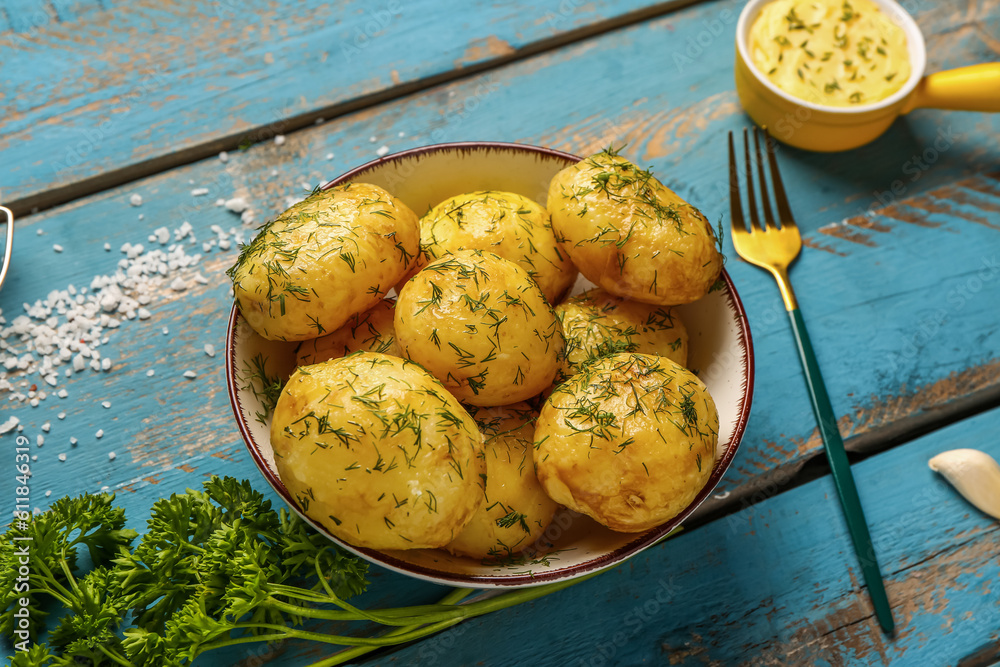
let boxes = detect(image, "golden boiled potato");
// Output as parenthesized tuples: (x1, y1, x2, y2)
(296, 298, 399, 366)
(445, 403, 558, 560)
(229, 183, 419, 341)
(271, 352, 485, 550)
(547, 150, 722, 305)
(555, 288, 688, 384)
(534, 353, 718, 533)
(407, 191, 577, 303)
(394, 249, 564, 407)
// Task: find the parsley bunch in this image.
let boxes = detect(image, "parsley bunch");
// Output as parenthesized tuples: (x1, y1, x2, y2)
(1, 477, 594, 666)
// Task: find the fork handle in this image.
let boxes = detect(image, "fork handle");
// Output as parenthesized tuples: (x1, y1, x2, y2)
(788, 307, 895, 635)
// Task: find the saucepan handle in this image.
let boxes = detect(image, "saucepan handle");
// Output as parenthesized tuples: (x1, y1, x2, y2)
(903, 62, 1000, 113)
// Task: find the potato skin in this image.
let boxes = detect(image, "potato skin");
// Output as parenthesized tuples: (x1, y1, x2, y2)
(534, 353, 718, 533)
(555, 288, 688, 383)
(271, 352, 485, 550)
(296, 298, 399, 366)
(229, 183, 419, 341)
(408, 191, 577, 303)
(445, 403, 558, 559)
(547, 151, 722, 305)
(394, 249, 564, 407)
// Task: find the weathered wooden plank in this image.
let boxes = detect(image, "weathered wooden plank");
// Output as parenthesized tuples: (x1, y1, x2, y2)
(0, 0, 704, 213)
(350, 407, 1000, 667)
(1, 0, 998, 555)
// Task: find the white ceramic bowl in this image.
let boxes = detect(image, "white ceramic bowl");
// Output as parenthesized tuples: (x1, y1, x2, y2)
(226, 142, 754, 588)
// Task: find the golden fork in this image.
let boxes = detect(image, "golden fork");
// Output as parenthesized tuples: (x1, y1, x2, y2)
(728, 128, 895, 634)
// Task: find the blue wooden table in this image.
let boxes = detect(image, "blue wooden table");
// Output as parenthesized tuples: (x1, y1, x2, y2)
(2, 0, 999, 664)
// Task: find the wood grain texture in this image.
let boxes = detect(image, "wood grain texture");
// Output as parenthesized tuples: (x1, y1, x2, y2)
(350, 407, 1000, 667)
(1, 0, 998, 553)
(0, 0, 699, 212)
(0, 0, 998, 662)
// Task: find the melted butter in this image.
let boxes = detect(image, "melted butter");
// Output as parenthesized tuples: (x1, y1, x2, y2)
(749, 0, 910, 107)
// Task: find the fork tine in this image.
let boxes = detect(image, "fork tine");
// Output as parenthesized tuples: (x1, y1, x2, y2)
(752, 129, 775, 227)
(762, 129, 796, 229)
(742, 129, 762, 231)
(727, 132, 746, 233)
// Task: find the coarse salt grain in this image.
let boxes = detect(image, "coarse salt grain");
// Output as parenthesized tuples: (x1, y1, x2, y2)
(274, 135, 286, 145)
(191, 187, 210, 196)
(58, 453, 66, 462)
(146, 369, 155, 377)
(41, 422, 50, 432)
(219, 151, 230, 162)
(183, 370, 197, 379)
(37, 435, 44, 446)
(204, 344, 216, 357)
(129, 194, 143, 206)
(58, 412, 66, 419)
(376, 145, 389, 157)
(225, 198, 249, 213)
(326, 153, 334, 160)
(95, 429, 104, 438)
(108, 452, 116, 461)
(0, 416, 19, 434)
(53, 244, 64, 253)
(70, 437, 77, 446)
(102, 401, 111, 408)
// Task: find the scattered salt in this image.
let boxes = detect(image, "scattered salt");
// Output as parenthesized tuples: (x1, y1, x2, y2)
(369, 136, 377, 142)
(41, 422, 50, 432)
(241, 210, 256, 226)
(170, 278, 187, 292)
(95, 429, 104, 439)
(225, 198, 249, 213)
(129, 193, 143, 206)
(204, 344, 216, 357)
(146, 369, 155, 377)
(219, 151, 230, 162)
(36, 435, 44, 446)
(183, 370, 197, 379)
(102, 401, 111, 409)
(0, 416, 19, 434)
(57, 412, 66, 420)
(274, 135, 286, 146)
(53, 244, 64, 253)
(325, 153, 334, 160)
(376, 145, 389, 157)
(70, 437, 77, 446)
(191, 187, 210, 196)
(108, 451, 116, 461)
(58, 453, 66, 462)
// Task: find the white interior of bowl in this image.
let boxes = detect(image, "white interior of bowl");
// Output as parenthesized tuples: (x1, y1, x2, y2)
(735, 0, 927, 114)
(227, 142, 753, 588)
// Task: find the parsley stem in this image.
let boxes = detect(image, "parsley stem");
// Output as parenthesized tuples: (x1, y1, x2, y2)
(311, 588, 474, 667)
(98, 644, 137, 667)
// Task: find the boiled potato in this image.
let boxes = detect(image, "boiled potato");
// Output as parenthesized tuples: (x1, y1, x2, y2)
(296, 298, 399, 366)
(229, 183, 419, 341)
(394, 249, 564, 407)
(271, 352, 485, 550)
(534, 353, 718, 533)
(547, 150, 722, 305)
(555, 288, 688, 384)
(446, 403, 558, 559)
(406, 191, 577, 303)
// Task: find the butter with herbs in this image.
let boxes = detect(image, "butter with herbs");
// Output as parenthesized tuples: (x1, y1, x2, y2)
(749, 0, 910, 107)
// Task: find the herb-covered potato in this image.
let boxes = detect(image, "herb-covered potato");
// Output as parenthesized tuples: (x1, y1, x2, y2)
(405, 191, 577, 303)
(296, 298, 399, 366)
(271, 352, 485, 550)
(547, 150, 722, 305)
(445, 403, 558, 559)
(228, 183, 419, 341)
(555, 288, 688, 383)
(534, 353, 718, 533)
(394, 249, 564, 407)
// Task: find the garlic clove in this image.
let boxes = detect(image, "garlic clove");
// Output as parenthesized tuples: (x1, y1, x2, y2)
(928, 449, 1000, 520)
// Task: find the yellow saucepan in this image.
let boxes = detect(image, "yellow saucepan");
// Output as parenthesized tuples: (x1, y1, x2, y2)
(735, 0, 1000, 152)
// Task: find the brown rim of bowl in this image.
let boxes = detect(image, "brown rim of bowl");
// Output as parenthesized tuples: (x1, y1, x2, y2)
(320, 140, 584, 190)
(225, 141, 756, 587)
